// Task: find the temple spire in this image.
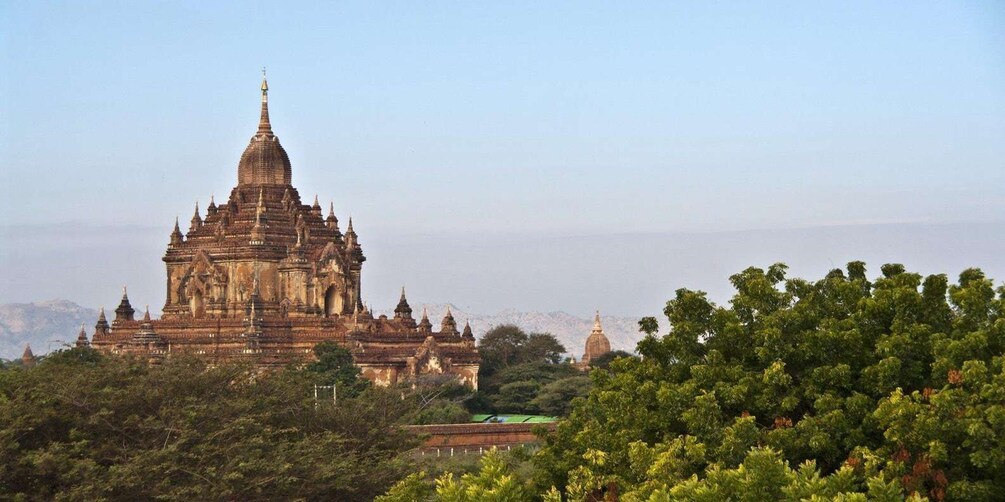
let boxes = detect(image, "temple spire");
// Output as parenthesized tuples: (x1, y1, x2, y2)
(94, 306, 110, 338)
(418, 306, 432, 332)
(76, 323, 90, 347)
(21, 344, 35, 368)
(170, 216, 184, 247)
(115, 285, 135, 322)
(394, 286, 413, 320)
(258, 68, 272, 134)
(189, 202, 202, 233)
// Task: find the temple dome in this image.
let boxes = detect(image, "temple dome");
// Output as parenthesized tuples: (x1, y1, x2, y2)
(238, 133, 291, 185)
(581, 311, 611, 365)
(237, 74, 292, 186)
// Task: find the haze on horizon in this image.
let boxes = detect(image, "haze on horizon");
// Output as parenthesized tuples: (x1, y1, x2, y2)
(2, 2, 1004, 318)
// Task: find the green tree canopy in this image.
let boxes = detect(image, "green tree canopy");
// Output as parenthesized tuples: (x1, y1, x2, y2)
(588, 349, 637, 370)
(304, 341, 370, 397)
(533, 262, 1005, 500)
(0, 348, 418, 500)
(478, 325, 566, 375)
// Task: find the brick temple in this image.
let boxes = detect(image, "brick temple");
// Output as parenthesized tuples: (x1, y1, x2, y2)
(86, 74, 479, 388)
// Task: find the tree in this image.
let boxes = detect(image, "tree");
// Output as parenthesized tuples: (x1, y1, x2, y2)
(475, 326, 575, 415)
(492, 380, 541, 414)
(399, 374, 475, 425)
(533, 263, 1005, 500)
(481, 362, 581, 414)
(530, 376, 592, 416)
(377, 448, 536, 502)
(0, 348, 417, 501)
(520, 333, 566, 365)
(588, 349, 636, 370)
(478, 326, 566, 375)
(478, 325, 529, 374)
(304, 341, 369, 397)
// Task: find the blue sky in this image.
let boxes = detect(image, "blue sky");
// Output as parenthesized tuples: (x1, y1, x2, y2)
(2, 2, 1005, 316)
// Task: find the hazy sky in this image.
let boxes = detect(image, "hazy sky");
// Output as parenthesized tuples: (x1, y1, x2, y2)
(2, 2, 1004, 317)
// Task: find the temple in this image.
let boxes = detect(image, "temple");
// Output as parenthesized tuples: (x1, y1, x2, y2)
(575, 311, 611, 370)
(87, 74, 479, 388)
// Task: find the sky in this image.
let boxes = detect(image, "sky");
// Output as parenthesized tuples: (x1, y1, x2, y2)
(1, 2, 1004, 318)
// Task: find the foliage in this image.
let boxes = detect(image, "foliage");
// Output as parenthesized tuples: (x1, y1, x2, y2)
(475, 326, 586, 415)
(304, 341, 370, 397)
(377, 448, 530, 502)
(478, 325, 566, 375)
(401, 374, 477, 425)
(532, 262, 1005, 500)
(530, 376, 593, 416)
(589, 349, 637, 370)
(482, 362, 582, 414)
(0, 347, 418, 501)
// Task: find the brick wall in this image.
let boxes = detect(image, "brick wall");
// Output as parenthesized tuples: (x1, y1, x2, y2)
(406, 422, 556, 451)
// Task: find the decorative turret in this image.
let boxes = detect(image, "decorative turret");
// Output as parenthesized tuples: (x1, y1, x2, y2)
(132, 306, 162, 344)
(281, 187, 292, 209)
(441, 306, 458, 334)
(312, 195, 322, 216)
(21, 344, 35, 368)
(326, 202, 339, 229)
(250, 189, 267, 245)
(207, 194, 218, 216)
(581, 310, 612, 366)
(244, 297, 263, 341)
(94, 307, 110, 338)
(237, 70, 292, 186)
(114, 286, 135, 322)
(344, 217, 356, 245)
(417, 307, 433, 332)
(169, 217, 184, 247)
(344, 217, 365, 264)
(394, 287, 413, 320)
(462, 320, 474, 340)
(188, 202, 202, 234)
(75, 323, 90, 347)
(359, 303, 374, 322)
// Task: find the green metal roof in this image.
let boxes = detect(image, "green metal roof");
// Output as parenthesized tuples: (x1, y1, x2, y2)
(472, 414, 558, 423)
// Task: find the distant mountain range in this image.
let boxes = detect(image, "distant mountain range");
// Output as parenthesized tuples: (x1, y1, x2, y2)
(0, 300, 644, 360)
(0, 300, 98, 360)
(419, 303, 643, 357)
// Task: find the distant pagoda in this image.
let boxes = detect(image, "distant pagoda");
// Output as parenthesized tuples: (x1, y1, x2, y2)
(575, 311, 612, 370)
(87, 74, 479, 388)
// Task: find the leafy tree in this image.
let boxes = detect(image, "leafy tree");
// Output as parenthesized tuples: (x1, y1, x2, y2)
(400, 374, 475, 425)
(530, 376, 592, 416)
(532, 263, 1005, 500)
(520, 333, 566, 365)
(377, 448, 537, 502)
(304, 341, 369, 397)
(589, 349, 636, 370)
(482, 362, 581, 414)
(478, 326, 566, 375)
(479, 325, 529, 374)
(492, 380, 542, 414)
(475, 327, 576, 415)
(0, 347, 417, 501)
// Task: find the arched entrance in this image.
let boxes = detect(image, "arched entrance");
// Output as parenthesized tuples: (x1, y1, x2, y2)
(189, 289, 205, 318)
(324, 285, 343, 317)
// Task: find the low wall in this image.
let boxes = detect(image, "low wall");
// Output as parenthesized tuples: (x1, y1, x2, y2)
(406, 422, 556, 452)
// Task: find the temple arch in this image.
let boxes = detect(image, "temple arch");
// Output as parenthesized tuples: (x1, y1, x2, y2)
(324, 285, 343, 317)
(189, 289, 205, 318)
